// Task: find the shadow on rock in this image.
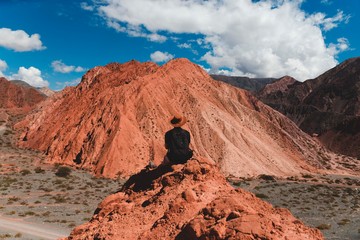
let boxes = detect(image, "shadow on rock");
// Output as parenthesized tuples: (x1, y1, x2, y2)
(121, 164, 174, 192)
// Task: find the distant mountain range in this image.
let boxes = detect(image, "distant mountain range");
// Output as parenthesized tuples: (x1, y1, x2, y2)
(257, 57, 360, 158)
(10, 80, 55, 97)
(211, 75, 274, 92)
(0, 77, 47, 109)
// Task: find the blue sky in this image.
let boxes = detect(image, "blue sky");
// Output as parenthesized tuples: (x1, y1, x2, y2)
(0, 0, 359, 90)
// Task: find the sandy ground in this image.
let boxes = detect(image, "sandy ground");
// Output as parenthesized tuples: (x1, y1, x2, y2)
(0, 216, 68, 239)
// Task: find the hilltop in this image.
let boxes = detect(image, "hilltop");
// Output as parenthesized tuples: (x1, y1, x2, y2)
(66, 158, 324, 240)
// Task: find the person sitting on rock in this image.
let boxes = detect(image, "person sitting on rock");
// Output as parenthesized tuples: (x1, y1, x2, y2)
(164, 114, 193, 165)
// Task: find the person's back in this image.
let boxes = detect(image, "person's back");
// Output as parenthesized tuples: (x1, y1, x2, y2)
(165, 115, 193, 164)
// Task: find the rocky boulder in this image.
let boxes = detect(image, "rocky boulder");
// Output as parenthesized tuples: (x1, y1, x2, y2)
(66, 158, 324, 240)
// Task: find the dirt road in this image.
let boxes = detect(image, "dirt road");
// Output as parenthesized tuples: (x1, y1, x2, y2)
(0, 216, 69, 239)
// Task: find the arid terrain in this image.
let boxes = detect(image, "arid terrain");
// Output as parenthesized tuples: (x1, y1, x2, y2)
(1, 112, 359, 239)
(229, 175, 360, 240)
(0, 112, 121, 239)
(0, 58, 360, 239)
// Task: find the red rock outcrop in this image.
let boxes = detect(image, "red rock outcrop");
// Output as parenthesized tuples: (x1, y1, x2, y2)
(258, 57, 360, 158)
(16, 58, 357, 178)
(66, 158, 324, 240)
(0, 77, 46, 110)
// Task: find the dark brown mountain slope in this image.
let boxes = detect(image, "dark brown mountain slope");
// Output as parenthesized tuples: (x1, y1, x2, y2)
(211, 74, 274, 92)
(258, 57, 360, 158)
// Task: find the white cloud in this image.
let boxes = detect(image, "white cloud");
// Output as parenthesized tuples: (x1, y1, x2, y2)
(178, 43, 191, 49)
(0, 59, 8, 77)
(328, 38, 350, 56)
(0, 59, 7, 71)
(320, 0, 333, 5)
(10, 66, 49, 87)
(309, 11, 350, 31)
(0, 28, 45, 52)
(105, 19, 167, 42)
(150, 51, 174, 63)
(80, 2, 95, 11)
(94, 0, 351, 81)
(51, 60, 86, 73)
(55, 78, 81, 90)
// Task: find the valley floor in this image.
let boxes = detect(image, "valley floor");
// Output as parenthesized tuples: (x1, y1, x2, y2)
(230, 175, 360, 240)
(0, 115, 121, 240)
(1, 112, 359, 240)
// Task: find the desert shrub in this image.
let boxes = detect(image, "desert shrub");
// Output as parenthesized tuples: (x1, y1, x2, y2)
(255, 193, 269, 199)
(20, 169, 31, 176)
(316, 224, 331, 230)
(258, 174, 276, 181)
(53, 179, 63, 185)
(24, 211, 36, 216)
(55, 166, 72, 178)
(3, 129, 13, 135)
(68, 223, 76, 228)
(52, 195, 67, 203)
(232, 181, 242, 186)
(34, 167, 45, 173)
(302, 174, 313, 179)
(8, 196, 20, 203)
(0, 234, 12, 239)
(14, 233, 22, 238)
(338, 219, 350, 225)
(42, 211, 51, 217)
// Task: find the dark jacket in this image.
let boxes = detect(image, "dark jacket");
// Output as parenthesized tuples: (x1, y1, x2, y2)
(165, 127, 193, 164)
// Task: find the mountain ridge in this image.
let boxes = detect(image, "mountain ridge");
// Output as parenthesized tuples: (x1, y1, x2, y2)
(258, 57, 360, 158)
(16, 58, 359, 178)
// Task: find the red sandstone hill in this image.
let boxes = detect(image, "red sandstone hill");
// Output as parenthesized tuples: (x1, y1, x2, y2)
(16, 59, 359, 178)
(0, 77, 47, 110)
(66, 158, 324, 240)
(258, 57, 360, 158)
